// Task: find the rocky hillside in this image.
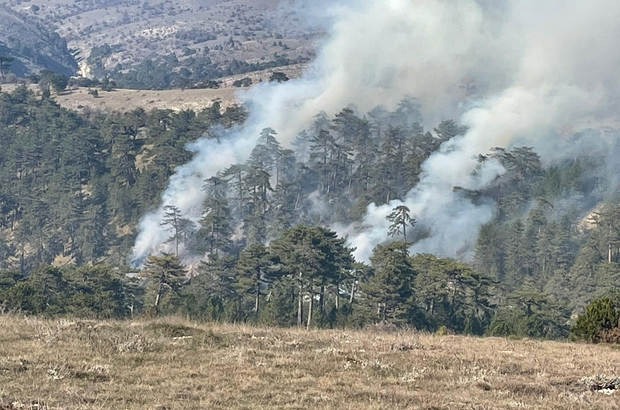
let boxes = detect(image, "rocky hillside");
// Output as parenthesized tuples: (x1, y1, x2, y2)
(6, 0, 319, 83)
(0, 5, 78, 77)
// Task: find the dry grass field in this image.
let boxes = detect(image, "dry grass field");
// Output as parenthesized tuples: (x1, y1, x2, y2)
(54, 87, 239, 113)
(1, 316, 620, 409)
(0, 63, 306, 113)
(0, 84, 238, 113)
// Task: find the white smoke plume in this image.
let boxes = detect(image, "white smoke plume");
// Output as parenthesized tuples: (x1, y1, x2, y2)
(346, 0, 620, 261)
(133, 0, 620, 265)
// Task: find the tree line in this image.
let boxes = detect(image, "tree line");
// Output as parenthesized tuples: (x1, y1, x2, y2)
(1, 85, 620, 339)
(0, 225, 498, 335)
(87, 43, 307, 90)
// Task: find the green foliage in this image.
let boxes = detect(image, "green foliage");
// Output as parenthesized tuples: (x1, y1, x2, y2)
(0, 87, 245, 271)
(0, 265, 135, 318)
(411, 254, 494, 334)
(235, 244, 276, 319)
(232, 77, 253, 87)
(571, 297, 620, 343)
(269, 72, 289, 83)
(0, 55, 14, 78)
(362, 242, 416, 326)
(141, 254, 187, 315)
(386, 205, 416, 242)
(487, 290, 569, 339)
(39, 70, 70, 93)
(88, 49, 306, 90)
(0, 87, 619, 341)
(271, 225, 354, 328)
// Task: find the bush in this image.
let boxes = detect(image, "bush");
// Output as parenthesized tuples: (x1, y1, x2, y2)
(601, 327, 620, 344)
(232, 77, 252, 87)
(571, 297, 620, 343)
(269, 71, 289, 83)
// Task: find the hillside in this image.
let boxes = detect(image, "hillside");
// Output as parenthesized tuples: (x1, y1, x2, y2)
(6, 0, 318, 85)
(0, 5, 77, 77)
(0, 63, 304, 112)
(0, 316, 618, 409)
(1, 83, 238, 112)
(2, 85, 620, 335)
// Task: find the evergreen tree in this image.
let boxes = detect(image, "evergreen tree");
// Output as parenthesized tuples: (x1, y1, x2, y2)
(271, 226, 354, 328)
(161, 205, 194, 256)
(197, 176, 233, 255)
(362, 242, 416, 325)
(386, 205, 416, 242)
(142, 254, 187, 315)
(504, 219, 528, 289)
(235, 244, 276, 317)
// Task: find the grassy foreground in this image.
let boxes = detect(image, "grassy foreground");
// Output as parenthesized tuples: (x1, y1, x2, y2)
(0, 316, 619, 409)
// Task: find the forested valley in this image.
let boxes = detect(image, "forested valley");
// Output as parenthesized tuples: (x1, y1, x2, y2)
(2, 85, 620, 342)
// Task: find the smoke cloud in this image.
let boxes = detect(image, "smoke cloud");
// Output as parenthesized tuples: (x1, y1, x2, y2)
(133, 0, 620, 265)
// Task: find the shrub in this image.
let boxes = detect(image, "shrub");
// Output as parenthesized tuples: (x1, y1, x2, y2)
(269, 71, 289, 83)
(571, 297, 619, 343)
(601, 327, 620, 344)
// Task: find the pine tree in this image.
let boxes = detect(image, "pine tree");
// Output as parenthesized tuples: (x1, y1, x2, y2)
(161, 205, 194, 256)
(271, 226, 353, 329)
(386, 205, 416, 242)
(222, 164, 250, 219)
(235, 244, 275, 317)
(197, 176, 233, 255)
(142, 254, 187, 315)
(504, 219, 527, 289)
(474, 221, 504, 280)
(363, 242, 416, 325)
(309, 128, 336, 195)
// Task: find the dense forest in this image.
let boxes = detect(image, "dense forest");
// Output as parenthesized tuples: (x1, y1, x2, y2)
(2, 85, 620, 340)
(0, 85, 246, 268)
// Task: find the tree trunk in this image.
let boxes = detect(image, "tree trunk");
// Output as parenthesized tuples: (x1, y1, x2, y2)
(255, 286, 260, 315)
(295, 192, 301, 210)
(297, 272, 303, 326)
(238, 174, 244, 218)
(255, 267, 261, 315)
(154, 281, 163, 316)
(174, 214, 179, 256)
(306, 290, 313, 330)
(319, 282, 325, 314)
(349, 282, 356, 303)
(335, 280, 340, 310)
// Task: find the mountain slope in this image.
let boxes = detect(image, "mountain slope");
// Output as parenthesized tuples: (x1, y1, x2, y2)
(0, 6, 78, 77)
(8, 0, 317, 82)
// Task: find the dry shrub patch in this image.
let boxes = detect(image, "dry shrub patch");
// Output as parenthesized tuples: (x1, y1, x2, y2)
(1, 316, 620, 409)
(601, 327, 620, 344)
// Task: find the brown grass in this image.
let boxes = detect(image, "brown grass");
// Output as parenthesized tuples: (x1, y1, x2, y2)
(1, 315, 619, 409)
(1, 84, 238, 113)
(0, 64, 306, 114)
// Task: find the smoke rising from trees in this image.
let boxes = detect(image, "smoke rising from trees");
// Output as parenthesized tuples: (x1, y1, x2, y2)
(132, 0, 620, 265)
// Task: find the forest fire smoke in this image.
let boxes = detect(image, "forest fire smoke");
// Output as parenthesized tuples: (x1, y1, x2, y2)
(133, 0, 620, 265)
